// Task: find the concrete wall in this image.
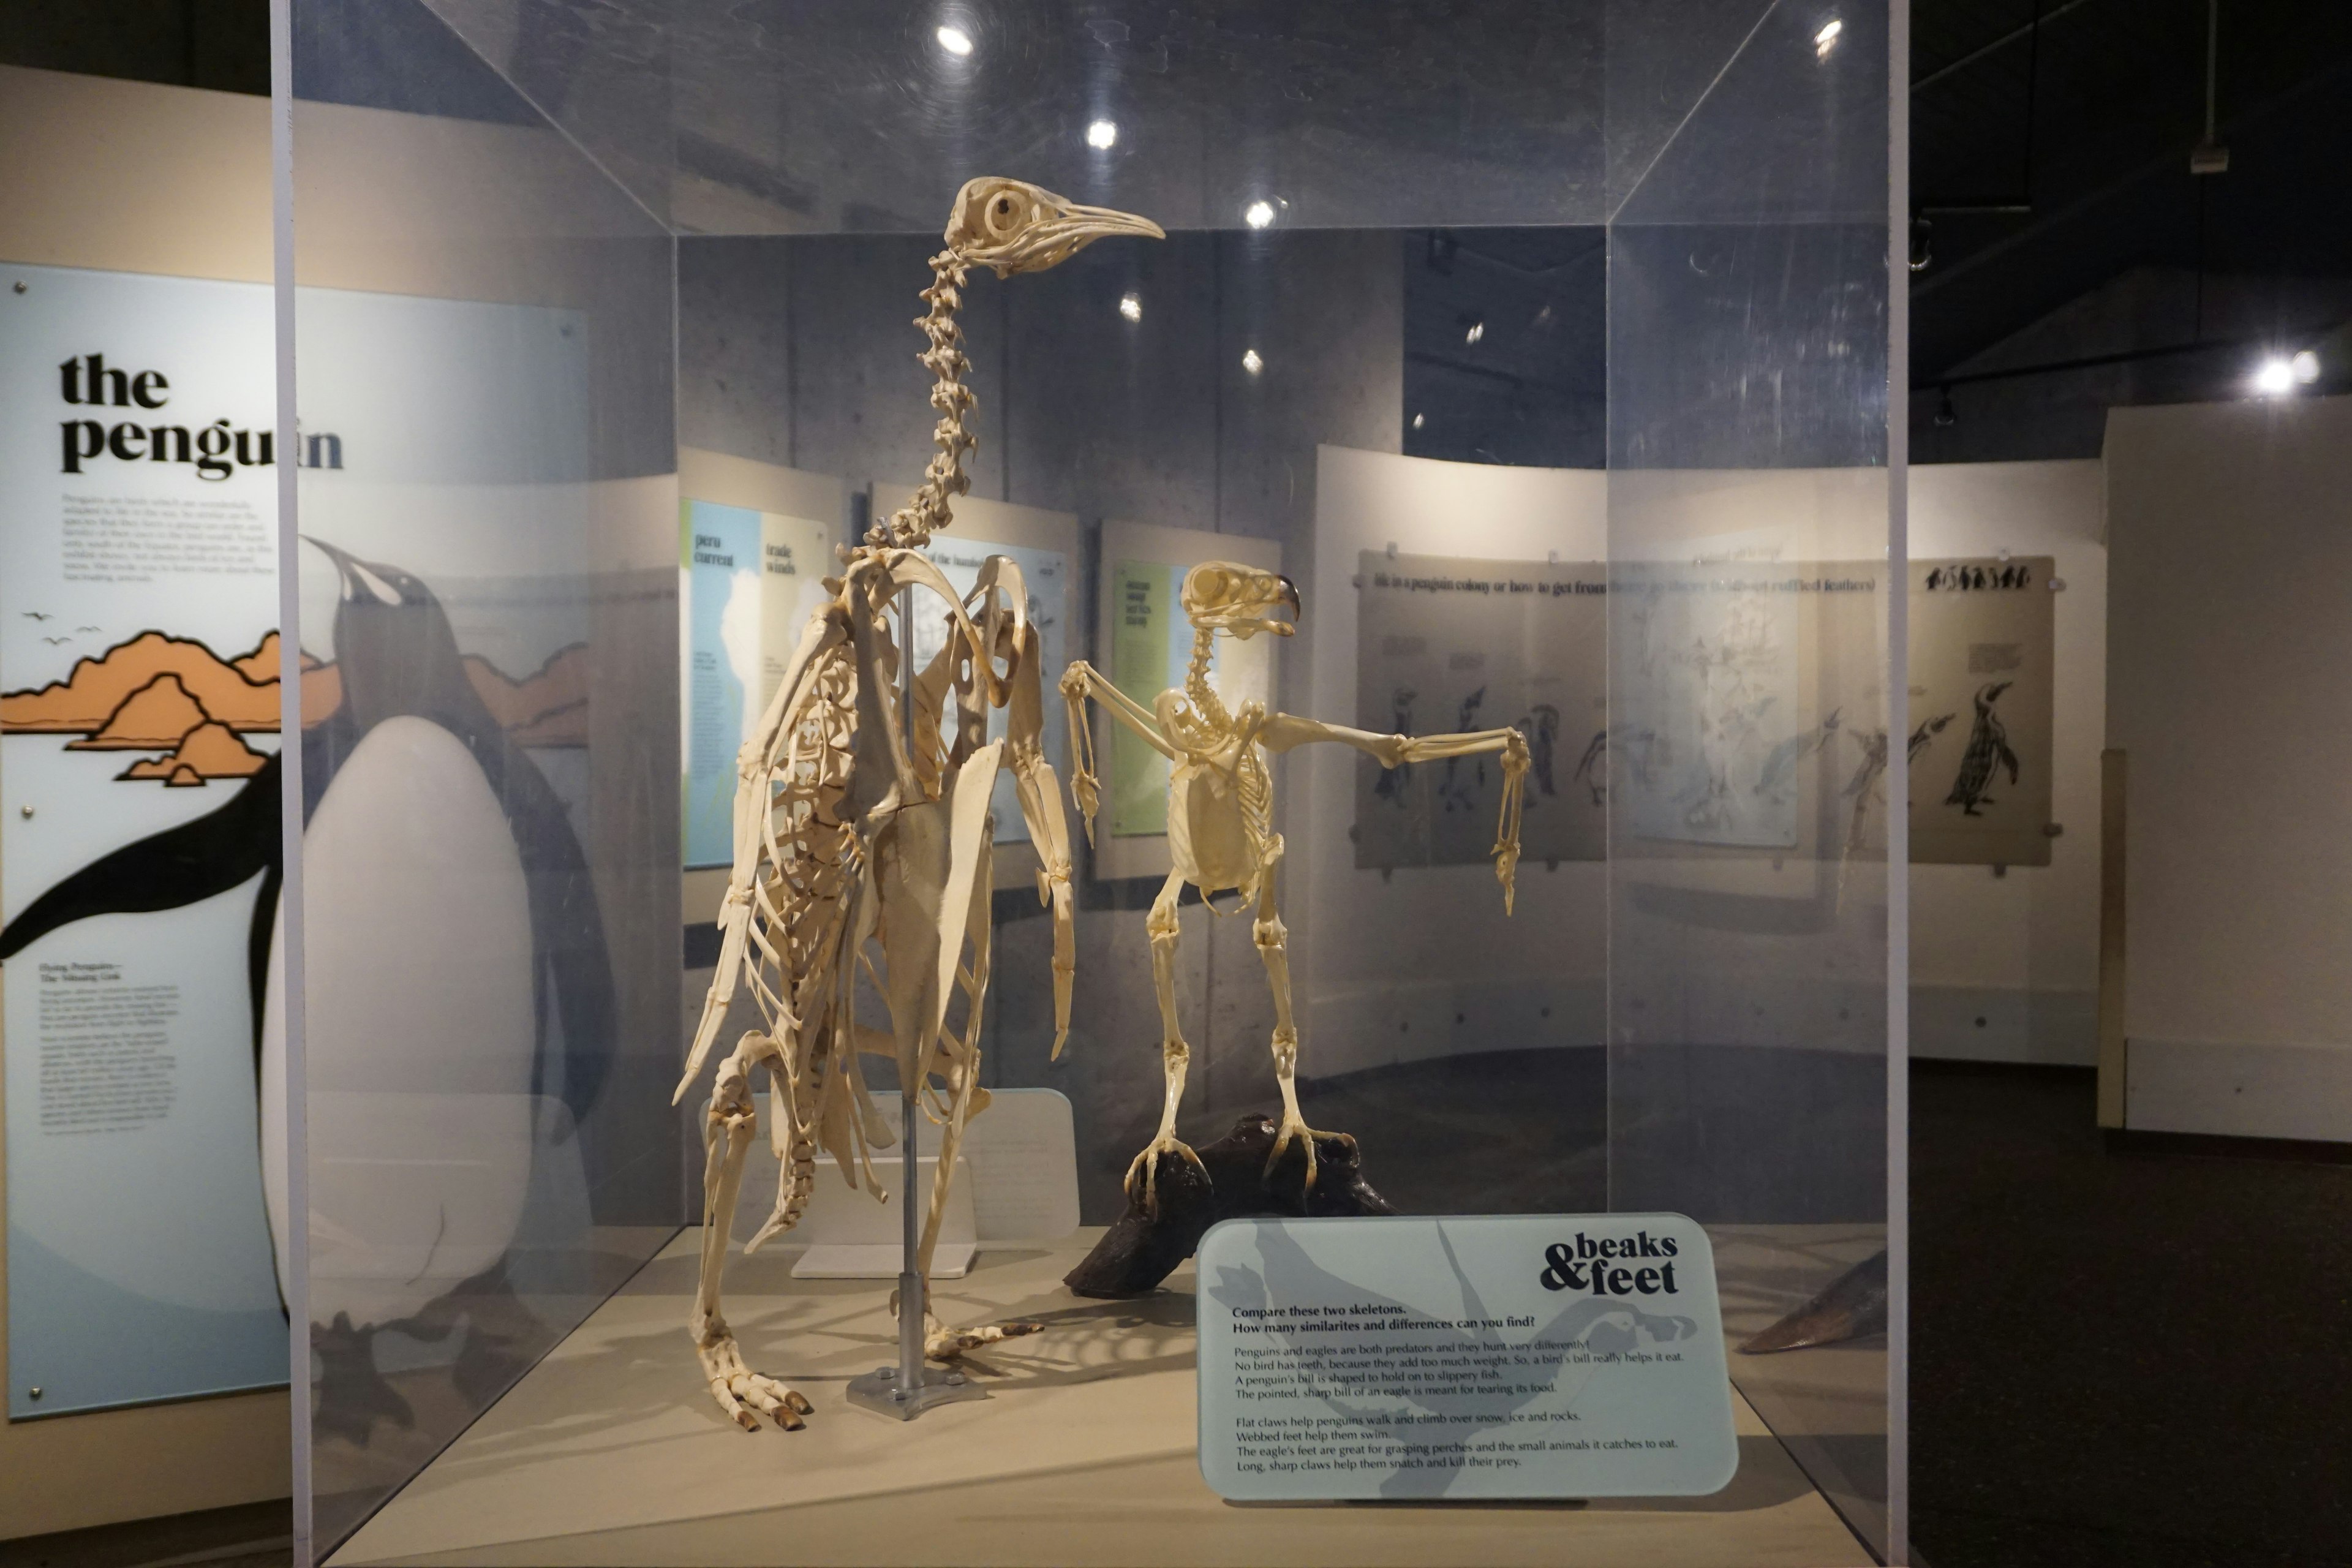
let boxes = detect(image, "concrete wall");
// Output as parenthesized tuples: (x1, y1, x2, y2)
(2108, 394, 2352, 1140)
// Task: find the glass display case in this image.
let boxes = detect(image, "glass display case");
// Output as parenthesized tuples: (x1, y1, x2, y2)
(281, 2, 1903, 1562)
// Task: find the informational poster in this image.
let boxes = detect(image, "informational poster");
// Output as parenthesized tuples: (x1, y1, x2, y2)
(1351, 552, 1606, 868)
(1087, 521, 1282, 880)
(1197, 1215, 1737, 1501)
(1106, 557, 1273, 838)
(914, 535, 1068, 846)
(0, 265, 292, 1415)
(1905, 557, 2056, 867)
(680, 499, 832, 867)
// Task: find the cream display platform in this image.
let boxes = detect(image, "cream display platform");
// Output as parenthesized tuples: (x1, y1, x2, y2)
(327, 1231, 1875, 1567)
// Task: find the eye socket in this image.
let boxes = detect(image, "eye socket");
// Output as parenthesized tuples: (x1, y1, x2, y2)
(984, 192, 1022, 237)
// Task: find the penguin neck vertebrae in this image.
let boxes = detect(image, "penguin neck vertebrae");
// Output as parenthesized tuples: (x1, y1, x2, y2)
(870, 251, 976, 552)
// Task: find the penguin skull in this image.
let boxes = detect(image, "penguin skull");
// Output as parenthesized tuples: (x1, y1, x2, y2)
(1180, 561, 1298, 641)
(943, 177, 1164, 277)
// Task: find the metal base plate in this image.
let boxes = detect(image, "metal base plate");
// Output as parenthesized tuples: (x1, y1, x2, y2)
(845, 1362, 988, 1421)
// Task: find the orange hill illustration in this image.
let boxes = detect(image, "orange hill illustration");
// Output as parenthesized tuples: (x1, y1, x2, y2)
(467, 644, 589, 747)
(69, 673, 211, 750)
(2, 631, 279, 733)
(119, 722, 268, 784)
(4, 630, 590, 783)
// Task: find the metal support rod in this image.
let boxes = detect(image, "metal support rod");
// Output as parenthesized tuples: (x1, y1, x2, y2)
(845, 579, 984, 1420)
(896, 1085, 924, 1394)
(895, 582, 922, 1393)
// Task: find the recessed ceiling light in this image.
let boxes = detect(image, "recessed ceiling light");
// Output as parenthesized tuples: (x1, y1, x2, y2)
(2252, 357, 2296, 396)
(1244, 200, 1276, 230)
(1087, 119, 1118, 150)
(1464, 320, 1485, 345)
(936, 24, 974, 56)
(1412, 412, 1426, 430)
(1118, 292, 1142, 322)
(1814, 18, 1842, 56)
(1242, 347, 1264, 375)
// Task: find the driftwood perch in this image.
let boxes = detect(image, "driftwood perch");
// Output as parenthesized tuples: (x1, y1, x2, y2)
(1065, 1112, 1397, 1298)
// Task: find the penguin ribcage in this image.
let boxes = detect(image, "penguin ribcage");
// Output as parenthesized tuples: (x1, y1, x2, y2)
(745, 642, 861, 1134)
(760, 643, 859, 959)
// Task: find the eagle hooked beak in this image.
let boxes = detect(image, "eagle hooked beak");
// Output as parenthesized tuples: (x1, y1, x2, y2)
(1229, 576, 1300, 641)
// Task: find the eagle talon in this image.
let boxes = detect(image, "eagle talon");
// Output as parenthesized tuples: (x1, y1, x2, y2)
(1125, 1134, 1205, 1218)
(1264, 1115, 1330, 1196)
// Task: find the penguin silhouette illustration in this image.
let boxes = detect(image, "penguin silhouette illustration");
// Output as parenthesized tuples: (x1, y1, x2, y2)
(1371, 685, 1418, 807)
(1945, 680, 2019, 816)
(1571, 727, 1608, 805)
(1436, 686, 1489, 813)
(0, 540, 615, 1433)
(1517, 703, 1561, 797)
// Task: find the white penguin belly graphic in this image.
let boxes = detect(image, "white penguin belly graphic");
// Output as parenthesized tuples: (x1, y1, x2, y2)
(261, 716, 538, 1329)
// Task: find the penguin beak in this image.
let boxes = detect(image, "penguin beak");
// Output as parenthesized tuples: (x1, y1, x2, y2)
(302, 535, 403, 606)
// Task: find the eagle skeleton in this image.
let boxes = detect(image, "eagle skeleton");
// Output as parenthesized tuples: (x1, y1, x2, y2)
(1060, 564, 1531, 1211)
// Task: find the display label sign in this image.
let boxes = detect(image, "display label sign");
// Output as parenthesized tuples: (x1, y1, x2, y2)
(1196, 1214, 1738, 1501)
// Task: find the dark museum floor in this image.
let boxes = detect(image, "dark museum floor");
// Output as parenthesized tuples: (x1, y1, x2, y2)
(3, 1057, 2346, 1568)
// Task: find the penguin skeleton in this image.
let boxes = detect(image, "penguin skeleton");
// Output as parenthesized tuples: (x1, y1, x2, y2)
(1060, 562, 1530, 1215)
(675, 178, 1161, 1433)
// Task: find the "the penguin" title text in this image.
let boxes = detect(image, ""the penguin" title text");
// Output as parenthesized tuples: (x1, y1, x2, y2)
(58, 353, 344, 480)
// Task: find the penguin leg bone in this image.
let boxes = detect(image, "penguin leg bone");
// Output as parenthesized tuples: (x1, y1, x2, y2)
(687, 1038, 814, 1431)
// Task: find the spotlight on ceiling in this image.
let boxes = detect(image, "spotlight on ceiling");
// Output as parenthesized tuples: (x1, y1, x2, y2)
(1412, 412, 1426, 430)
(1087, 119, 1118, 150)
(1815, 17, 1842, 57)
(2251, 357, 2297, 396)
(1242, 347, 1264, 375)
(1118, 291, 1142, 323)
(1244, 200, 1276, 230)
(1464, 320, 1485, 345)
(935, 24, 974, 56)
(2293, 349, 2322, 384)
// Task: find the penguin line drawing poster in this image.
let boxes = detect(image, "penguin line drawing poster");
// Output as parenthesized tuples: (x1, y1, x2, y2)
(1907, 557, 2056, 867)
(0, 265, 290, 1415)
(1611, 559, 1812, 849)
(1351, 551, 1606, 869)
(681, 499, 833, 867)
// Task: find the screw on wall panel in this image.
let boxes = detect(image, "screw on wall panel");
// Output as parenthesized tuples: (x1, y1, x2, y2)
(13, 281, 25, 293)
(27, 1387, 40, 1400)
(18, 804, 31, 818)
